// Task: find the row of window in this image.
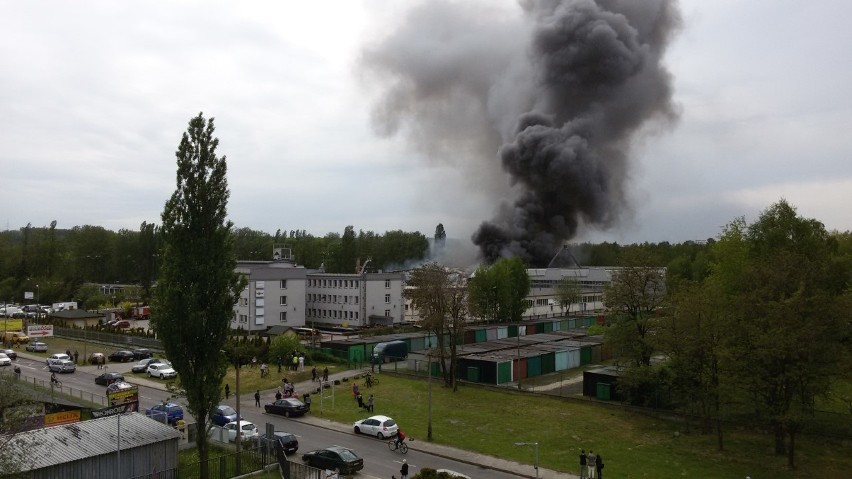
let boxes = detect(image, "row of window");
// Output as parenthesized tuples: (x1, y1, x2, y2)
(307, 279, 360, 288)
(306, 309, 360, 320)
(305, 294, 360, 305)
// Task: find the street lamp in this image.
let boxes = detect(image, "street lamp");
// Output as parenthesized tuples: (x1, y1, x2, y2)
(514, 442, 539, 479)
(427, 350, 433, 441)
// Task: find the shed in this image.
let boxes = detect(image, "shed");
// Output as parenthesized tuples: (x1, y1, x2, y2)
(8, 412, 181, 479)
(583, 366, 623, 401)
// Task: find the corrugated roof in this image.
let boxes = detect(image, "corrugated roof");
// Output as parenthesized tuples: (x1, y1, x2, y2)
(11, 412, 181, 470)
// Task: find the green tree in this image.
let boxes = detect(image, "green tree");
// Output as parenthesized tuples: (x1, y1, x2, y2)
(716, 200, 849, 468)
(468, 257, 530, 323)
(405, 262, 468, 391)
(555, 277, 581, 316)
(603, 249, 666, 367)
(152, 113, 246, 478)
(1, 373, 40, 476)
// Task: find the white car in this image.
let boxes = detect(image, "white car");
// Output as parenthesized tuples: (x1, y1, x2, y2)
(0, 353, 11, 366)
(224, 420, 258, 442)
(46, 353, 71, 365)
(48, 359, 76, 373)
(353, 415, 399, 439)
(147, 363, 178, 379)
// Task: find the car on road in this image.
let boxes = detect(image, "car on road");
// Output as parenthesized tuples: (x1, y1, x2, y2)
(106, 381, 135, 394)
(48, 359, 76, 373)
(1, 349, 17, 360)
(223, 420, 258, 442)
(26, 340, 48, 352)
(147, 363, 177, 379)
(95, 372, 125, 386)
(211, 405, 239, 427)
(264, 398, 309, 418)
(301, 446, 364, 475)
(353, 415, 399, 439)
(108, 350, 135, 362)
(0, 353, 11, 367)
(271, 432, 299, 455)
(131, 348, 153, 360)
(46, 353, 71, 366)
(145, 402, 184, 426)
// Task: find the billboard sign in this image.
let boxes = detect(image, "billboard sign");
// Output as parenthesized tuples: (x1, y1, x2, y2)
(44, 409, 81, 426)
(27, 324, 54, 337)
(91, 403, 135, 419)
(107, 386, 139, 409)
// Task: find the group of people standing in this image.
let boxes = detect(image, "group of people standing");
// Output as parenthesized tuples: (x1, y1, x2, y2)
(579, 449, 604, 479)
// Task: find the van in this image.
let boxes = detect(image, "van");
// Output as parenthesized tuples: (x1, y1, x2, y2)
(371, 340, 408, 364)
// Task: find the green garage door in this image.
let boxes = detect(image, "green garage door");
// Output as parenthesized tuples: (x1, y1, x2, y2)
(596, 382, 611, 400)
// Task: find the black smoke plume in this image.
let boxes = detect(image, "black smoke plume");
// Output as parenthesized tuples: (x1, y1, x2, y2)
(362, 0, 681, 266)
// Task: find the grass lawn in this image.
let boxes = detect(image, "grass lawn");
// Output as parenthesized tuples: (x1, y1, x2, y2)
(310, 373, 852, 479)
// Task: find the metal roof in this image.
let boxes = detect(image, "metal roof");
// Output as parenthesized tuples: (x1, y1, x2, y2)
(10, 412, 181, 470)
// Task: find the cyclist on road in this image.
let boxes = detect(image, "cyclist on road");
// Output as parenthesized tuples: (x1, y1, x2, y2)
(50, 372, 58, 385)
(395, 429, 406, 450)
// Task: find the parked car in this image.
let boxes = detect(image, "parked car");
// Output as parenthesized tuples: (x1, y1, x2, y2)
(95, 372, 125, 386)
(0, 353, 11, 367)
(1, 349, 17, 360)
(131, 348, 153, 360)
(145, 402, 184, 426)
(88, 352, 105, 364)
(223, 421, 258, 442)
(114, 320, 131, 329)
(26, 340, 48, 352)
(301, 446, 364, 475)
(106, 381, 135, 393)
(353, 415, 399, 439)
(46, 353, 71, 365)
(131, 358, 164, 373)
(1, 331, 29, 344)
(264, 398, 309, 418)
(48, 359, 76, 373)
(211, 405, 239, 427)
(272, 432, 299, 455)
(147, 363, 177, 379)
(108, 350, 135, 362)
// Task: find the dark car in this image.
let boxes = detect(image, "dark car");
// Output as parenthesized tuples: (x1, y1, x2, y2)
(95, 371, 125, 386)
(108, 350, 135, 362)
(211, 405, 239, 427)
(1, 349, 16, 360)
(131, 357, 164, 373)
(106, 381, 135, 394)
(146, 402, 184, 426)
(267, 431, 299, 455)
(131, 349, 153, 360)
(264, 398, 309, 418)
(302, 446, 363, 475)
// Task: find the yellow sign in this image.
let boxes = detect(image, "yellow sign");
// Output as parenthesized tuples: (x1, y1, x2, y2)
(1, 319, 24, 331)
(108, 387, 140, 406)
(44, 409, 81, 426)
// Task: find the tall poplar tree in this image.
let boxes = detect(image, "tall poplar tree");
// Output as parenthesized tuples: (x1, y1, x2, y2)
(153, 113, 245, 477)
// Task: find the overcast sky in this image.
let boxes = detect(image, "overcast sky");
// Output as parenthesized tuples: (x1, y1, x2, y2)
(2, 0, 850, 252)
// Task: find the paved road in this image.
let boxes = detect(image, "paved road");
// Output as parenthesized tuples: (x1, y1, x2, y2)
(9, 350, 574, 479)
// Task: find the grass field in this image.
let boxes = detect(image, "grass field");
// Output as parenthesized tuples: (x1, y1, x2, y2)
(310, 373, 852, 479)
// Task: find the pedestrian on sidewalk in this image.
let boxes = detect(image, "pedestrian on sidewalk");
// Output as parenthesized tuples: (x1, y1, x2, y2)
(311, 366, 317, 382)
(400, 459, 409, 479)
(588, 450, 597, 479)
(225, 384, 230, 399)
(322, 367, 329, 382)
(254, 390, 261, 407)
(579, 449, 587, 479)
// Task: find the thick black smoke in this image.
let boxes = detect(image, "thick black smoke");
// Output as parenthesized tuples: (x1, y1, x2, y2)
(362, 0, 680, 266)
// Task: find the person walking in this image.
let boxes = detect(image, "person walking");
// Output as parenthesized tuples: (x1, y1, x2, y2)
(579, 449, 587, 479)
(596, 452, 604, 479)
(275, 389, 283, 401)
(291, 355, 298, 371)
(400, 459, 409, 479)
(225, 384, 230, 399)
(367, 394, 374, 413)
(322, 367, 329, 382)
(277, 355, 282, 373)
(254, 390, 261, 407)
(73, 350, 79, 364)
(357, 392, 364, 409)
(298, 355, 305, 371)
(311, 366, 318, 382)
(587, 450, 597, 479)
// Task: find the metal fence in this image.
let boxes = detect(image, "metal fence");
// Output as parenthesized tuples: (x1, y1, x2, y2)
(15, 370, 109, 406)
(56, 326, 163, 350)
(178, 443, 278, 479)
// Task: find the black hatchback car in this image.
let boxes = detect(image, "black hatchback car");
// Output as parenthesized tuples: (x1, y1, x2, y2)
(302, 446, 363, 475)
(109, 350, 135, 362)
(264, 398, 308, 418)
(132, 349, 153, 360)
(270, 431, 299, 455)
(95, 371, 125, 385)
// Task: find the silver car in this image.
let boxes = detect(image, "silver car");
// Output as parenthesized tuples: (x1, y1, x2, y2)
(48, 359, 76, 373)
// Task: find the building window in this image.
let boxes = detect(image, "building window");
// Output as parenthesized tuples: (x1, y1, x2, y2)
(385, 294, 391, 304)
(385, 309, 391, 317)
(385, 280, 391, 288)
(280, 296, 287, 306)
(354, 297, 359, 304)
(280, 280, 287, 289)
(280, 311, 287, 322)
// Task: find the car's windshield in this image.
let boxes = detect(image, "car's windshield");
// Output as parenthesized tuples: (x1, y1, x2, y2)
(337, 449, 358, 460)
(220, 406, 236, 416)
(242, 424, 255, 431)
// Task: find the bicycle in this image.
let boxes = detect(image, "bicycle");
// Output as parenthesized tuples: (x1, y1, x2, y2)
(364, 376, 379, 387)
(50, 379, 63, 388)
(388, 438, 408, 454)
